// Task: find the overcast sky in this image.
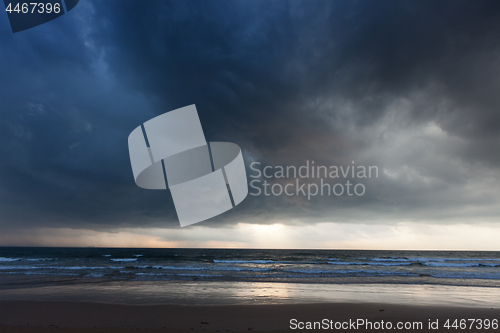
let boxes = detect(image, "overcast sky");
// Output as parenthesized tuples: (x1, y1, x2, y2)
(0, 0, 499, 249)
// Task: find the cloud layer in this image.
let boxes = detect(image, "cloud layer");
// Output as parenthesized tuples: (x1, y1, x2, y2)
(0, 0, 499, 234)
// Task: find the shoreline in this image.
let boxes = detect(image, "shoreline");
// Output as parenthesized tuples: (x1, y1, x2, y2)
(2, 274, 500, 291)
(1, 301, 498, 333)
(1, 280, 499, 308)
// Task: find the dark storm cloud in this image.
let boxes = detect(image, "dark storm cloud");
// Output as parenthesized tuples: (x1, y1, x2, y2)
(0, 2, 179, 229)
(92, 0, 499, 138)
(0, 0, 499, 231)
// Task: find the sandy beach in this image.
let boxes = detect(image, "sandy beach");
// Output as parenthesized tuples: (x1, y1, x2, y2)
(1, 279, 499, 332)
(1, 301, 499, 333)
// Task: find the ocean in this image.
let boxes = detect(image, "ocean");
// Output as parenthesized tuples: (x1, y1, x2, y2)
(1, 248, 499, 289)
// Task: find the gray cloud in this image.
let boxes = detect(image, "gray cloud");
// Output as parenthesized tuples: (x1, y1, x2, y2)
(0, 0, 498, 233)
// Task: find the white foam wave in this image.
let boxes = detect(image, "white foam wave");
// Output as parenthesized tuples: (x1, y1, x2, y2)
(423, 262, 500, 268)
(85, 273, 104, 278)
(213, 259, 276, 264)
(0, 265, 122, 270)
(282, 268, 417, 276)
(133, 265, 274, 272)
(0, 257, 21, 262)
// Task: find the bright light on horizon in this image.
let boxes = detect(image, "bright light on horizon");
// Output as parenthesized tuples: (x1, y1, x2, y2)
(0, 222, 499, 251)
